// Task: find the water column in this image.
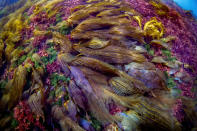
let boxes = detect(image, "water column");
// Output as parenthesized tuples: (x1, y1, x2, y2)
(173, 0, 197, 18)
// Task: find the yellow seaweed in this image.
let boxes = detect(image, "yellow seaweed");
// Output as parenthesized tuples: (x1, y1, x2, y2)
(5, 43, 15, 61)
(30, 0, 64, 18)
(0, 15, 26, 63)
(133, 16, 142, 29)
(83, 37, 110, 49)
(0, 65, 27, 110)
(144, 17, 164, 39)
(10, 48, 23, 63)
(149, 1, 170, 16)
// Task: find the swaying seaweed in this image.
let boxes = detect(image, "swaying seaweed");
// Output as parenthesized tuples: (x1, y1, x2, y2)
(0, 0, 197, 130)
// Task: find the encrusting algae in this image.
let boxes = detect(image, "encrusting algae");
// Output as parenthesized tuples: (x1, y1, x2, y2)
(0, 0, 197, 130)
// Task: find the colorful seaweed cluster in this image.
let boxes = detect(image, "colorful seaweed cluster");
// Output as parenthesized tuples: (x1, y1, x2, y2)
(0, 0, 197, 130)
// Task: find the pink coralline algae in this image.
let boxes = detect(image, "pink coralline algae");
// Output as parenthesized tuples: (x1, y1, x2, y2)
(155, 63, 170, 72)
(30, 12, 56, 30)
(179, 83, 195, 98)
(125, 0, 155, 17)
(31, 12, 49, 25)
(3, 69, 14, 80)
(32, 35, 47, 47)
(173, 99, 184, 122)
(14, 101, 45, 131)
(21, 26, 34, 39)
(61, 0, 84, 20)
(46, 77, 51, 85)
(38, 50, 49, 57)
(47, 61, 60, 74)
(23, 11, 56, 40)
(110, 106, 122, 115)
(109, 103, 123, 115)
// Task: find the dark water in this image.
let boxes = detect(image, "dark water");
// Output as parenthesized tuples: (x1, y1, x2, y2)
(0, 0, 25, 19)
(0, 0, 18, 8)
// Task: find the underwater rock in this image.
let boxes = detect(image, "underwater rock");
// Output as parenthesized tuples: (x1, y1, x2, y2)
(125, 62, 168, 92)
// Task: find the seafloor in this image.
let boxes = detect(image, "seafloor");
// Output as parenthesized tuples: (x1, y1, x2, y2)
(0, 0, 197, 130)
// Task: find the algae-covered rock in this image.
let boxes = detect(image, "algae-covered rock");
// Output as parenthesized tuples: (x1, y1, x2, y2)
(0, 0, 196, 130)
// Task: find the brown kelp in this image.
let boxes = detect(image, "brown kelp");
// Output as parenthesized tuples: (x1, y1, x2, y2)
(0, 0, 196, 130)
(0, 65, 27, 110)
(73, 44, 146, 64)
